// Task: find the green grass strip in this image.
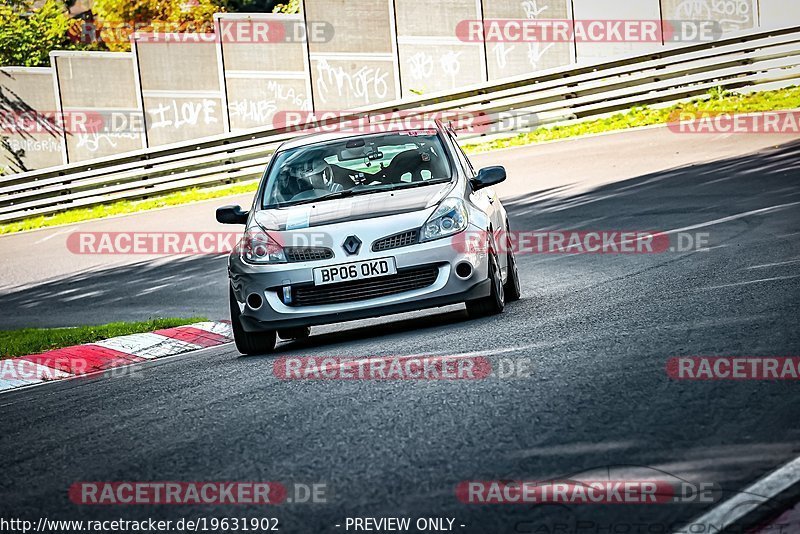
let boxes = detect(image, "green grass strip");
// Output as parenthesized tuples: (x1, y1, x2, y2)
(0, 317, 207, 360)
(0, 182, 259, 235)
(462, 86, 800, 153)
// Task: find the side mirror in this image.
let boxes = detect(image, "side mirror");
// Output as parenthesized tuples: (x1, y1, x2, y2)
(471, 166, 506, 191)
(216, 205, 249, 225)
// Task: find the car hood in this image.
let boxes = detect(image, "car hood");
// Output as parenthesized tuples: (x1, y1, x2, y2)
(253, 182, 454, 231)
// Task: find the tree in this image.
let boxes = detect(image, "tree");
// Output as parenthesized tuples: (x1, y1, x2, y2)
(226, 0, 286, 12)
(0, 0, 86, 67)
(91, 0, 228, 51)
(272, 0, 299, 14)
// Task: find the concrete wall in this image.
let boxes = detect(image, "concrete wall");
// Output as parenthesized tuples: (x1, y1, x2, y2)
(216, 13, 313, 131)
(572, 0, 663, 61)
(5, 1, 800, 172)
(0, 67, 64, 173)
(133, 34, 226, 147)
(483, 0, 575, 80)
(395, 0, 486, 97)
(661, 0, 758, 34)
(51, 51, 145, 162)
(303, 0, 401, 109)
(753, 0, 800, 29)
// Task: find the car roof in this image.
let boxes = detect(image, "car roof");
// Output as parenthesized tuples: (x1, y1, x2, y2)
(277, 124, 445, 152)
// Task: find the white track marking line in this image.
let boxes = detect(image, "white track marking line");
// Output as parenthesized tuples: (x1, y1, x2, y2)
(33, 226, 79, 245)
(672, 456, 800, 533)
(746, 259, 800, 270)
(0, 377, 30, 391)
(549, 202, 800, 254)
(700, 274, 800, 290)
(661, 202, 800, 235)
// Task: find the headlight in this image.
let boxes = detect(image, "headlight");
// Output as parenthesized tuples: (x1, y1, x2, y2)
(420, 198, 469, 242)
(240, 229, 287, 264)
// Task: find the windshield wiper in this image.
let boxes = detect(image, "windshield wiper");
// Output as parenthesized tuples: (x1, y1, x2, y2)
(278, 187, 372, 207)
(381, 179, 452, 191)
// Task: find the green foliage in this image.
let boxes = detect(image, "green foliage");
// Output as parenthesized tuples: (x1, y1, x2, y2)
(272, 0, 299, 13)
(463, 85, 800, 154)
(0, 0, 291, 62)
(0, 0, 86, 67)
(91, 0, 228, 51)
(708, 86, 731, 100)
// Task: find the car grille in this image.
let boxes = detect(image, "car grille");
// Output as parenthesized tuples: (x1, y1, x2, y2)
(285, 247, 334, 263)
(286, 266, 439, 307)
(372, 230, 418, 252)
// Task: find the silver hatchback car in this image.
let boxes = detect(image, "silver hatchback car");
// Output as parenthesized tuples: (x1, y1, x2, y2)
(216, 124, 521, 354)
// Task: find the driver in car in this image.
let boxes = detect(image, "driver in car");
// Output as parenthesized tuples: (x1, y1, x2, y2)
(272, 158, 343, 203)
(296, 158, 343, 194)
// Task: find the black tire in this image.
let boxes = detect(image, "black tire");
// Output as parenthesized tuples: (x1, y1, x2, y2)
(229, 287, 277, 355)
(503, 227, 522, 302)
(277, 327, 311, 340)
(466, 250, 505, 318)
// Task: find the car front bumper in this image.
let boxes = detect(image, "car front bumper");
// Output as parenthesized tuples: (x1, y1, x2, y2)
(228, 225, 490, 332)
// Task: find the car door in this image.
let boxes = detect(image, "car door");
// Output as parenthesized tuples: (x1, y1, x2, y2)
(448, 131, 507, 271)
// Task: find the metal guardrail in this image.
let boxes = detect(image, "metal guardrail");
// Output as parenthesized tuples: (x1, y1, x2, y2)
(2, 25, 800, 224)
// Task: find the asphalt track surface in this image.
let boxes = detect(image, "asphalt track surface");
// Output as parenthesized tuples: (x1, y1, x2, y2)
(0, 127, 799, 533)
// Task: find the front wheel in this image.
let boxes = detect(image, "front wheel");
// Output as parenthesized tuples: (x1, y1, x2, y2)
(466, 250, 505, 318)
(229, 287, 277, 355)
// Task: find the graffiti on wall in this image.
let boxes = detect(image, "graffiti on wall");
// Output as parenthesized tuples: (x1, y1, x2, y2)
(147, 99, 219, 130)
(315, 60, 390, 105)
(672, 0, 756, 32)
(228, 80, 311, 127)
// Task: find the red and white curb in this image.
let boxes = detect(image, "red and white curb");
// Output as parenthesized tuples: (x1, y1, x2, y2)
(0, 321, 232, 392)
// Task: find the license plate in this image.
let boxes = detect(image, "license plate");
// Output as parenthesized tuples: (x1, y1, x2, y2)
(313, 258, 397, 286)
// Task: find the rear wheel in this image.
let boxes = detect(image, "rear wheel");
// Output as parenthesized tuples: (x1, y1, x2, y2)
(503, 228, 521, 302)
(229, 287, 277, 355)
(466, 250, 505, 318)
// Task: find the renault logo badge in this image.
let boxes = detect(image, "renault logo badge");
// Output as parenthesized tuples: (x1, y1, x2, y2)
(342, 235, 362, 255)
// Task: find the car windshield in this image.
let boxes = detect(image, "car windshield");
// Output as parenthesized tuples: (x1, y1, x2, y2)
(261, 132, 452, 208)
